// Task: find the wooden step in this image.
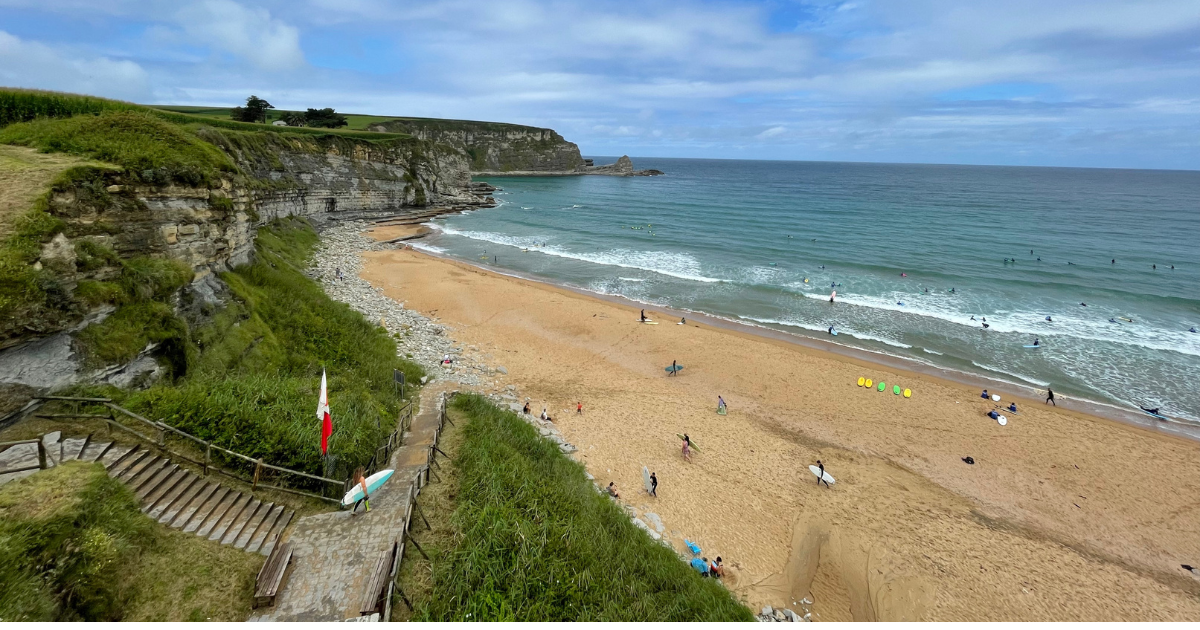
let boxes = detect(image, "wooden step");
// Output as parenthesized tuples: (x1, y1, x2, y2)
(162, 480, 213, 526)
(126, 457, 168, 491)
(79, 439, 113, 463)
(245, 504, 285, 554)
(220, 498, 262, 545)
(235, 502, 276, 550)
(190, 487, 236, 535)
(59, 436, 87, 462)
(258, 510, 294, 557)
(148, 473, 199, 521)
(134, 462, 177, 499)
(180, 485, 227, 532)
(0, 442, 38, 471)
(108, 448, 150, 477)
(101, 444, 138, 470)
(141, 468, 188, 509)
(203, 492, 249, 540)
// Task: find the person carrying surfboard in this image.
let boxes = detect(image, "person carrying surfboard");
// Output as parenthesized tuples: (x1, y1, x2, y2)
(650, 472, 658, 497)
(717, 395, 727, 412)
(815, 460, 831, 488)
(681, 434, 692, 462)
(351, 466, 371, 513)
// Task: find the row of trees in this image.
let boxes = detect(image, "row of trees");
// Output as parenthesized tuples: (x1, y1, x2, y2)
(230, 95, 348, 128)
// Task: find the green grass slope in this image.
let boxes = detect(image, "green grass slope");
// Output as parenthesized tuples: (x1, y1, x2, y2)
(408, 394, 752, 622)
(0, 461, 261, 622)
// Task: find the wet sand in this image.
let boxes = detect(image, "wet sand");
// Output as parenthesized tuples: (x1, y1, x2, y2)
(360, 245, 1200, 621)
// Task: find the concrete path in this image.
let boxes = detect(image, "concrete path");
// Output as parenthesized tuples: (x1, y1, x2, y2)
(250, 384, 450, 622)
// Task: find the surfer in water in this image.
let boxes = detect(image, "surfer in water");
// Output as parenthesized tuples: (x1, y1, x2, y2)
(815, 460, 831, 488)
(1190, 327, 1197, 333)
(1045, 387, 1056, 406)
(1045, 316, 1053, 322)
(650, 472, 658, 497)
(351, 467, 371, 514)
(681, 434, 692, 462)
(828, 326, 835, 335)
(1033, 337, 1040, 346)
(1141, 406, 1162, 417)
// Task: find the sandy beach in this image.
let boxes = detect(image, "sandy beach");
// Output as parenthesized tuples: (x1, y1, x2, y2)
(359, 241, 1200, 621)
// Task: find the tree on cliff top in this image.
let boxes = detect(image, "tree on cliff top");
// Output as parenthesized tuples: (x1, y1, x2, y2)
(304, 108, 348, 128)
(230, 95, 274, 124)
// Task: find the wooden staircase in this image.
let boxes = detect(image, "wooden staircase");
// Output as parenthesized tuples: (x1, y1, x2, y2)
(0, 431, 293, 556)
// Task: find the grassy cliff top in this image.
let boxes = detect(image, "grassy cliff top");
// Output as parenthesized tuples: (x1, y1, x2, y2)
(155, 104, 561, 136)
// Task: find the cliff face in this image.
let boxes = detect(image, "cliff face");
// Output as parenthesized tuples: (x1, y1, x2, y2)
(367, 119, 586, 174)
(0, 127, 486, 362)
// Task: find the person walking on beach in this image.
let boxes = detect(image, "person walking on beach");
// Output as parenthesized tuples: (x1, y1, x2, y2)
(650, 472, 658, 497)
(815, 460, 831, 488)
(1046, 387, 1056, 406)
(718, 395, 727, 412)
(681, 434, 692, 462)
(670, 359, 679, 376)
(577, 402, 583, 415)
(351, 466, 371, 513)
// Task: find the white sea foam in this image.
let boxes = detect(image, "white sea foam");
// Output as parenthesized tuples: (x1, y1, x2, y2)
(618, 277, 646, 282)
(410, 243, 446, 254)
(922, 348, 944, 355)
(969, 361, 1051, 387)
(737, 315, 913, 348)
(431, 225, 723, 283)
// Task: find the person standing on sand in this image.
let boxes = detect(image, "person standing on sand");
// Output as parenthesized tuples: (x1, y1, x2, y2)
(681, 434, 692, 462)
(640, 309, 647, 322)
(718, 395, 727, 412)
(670, 359, 679, 376)
(1046, 387, 1056, 406)
(577, 402, 583, 415)
(815, 460, 831, 488)
(650, 472, 658, 497)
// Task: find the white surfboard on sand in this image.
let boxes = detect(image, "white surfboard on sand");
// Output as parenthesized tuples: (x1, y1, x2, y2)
(998, 415, 1008, 426)
(642, 466, 654, 494)
(808, 465, 835, 485)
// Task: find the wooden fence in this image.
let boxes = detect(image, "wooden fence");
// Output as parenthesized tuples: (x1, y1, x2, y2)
(382, 391, 453, 620)
(34, 395, 412, 507)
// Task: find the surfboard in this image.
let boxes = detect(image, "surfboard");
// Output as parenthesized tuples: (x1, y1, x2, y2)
(676, 433, 700, 452)
(997, 415, 1008, 426)
(1023, 345, 1042, 348)
(342, 469, 394, 507)
(903, 388, 912, 398)
(642, 466, 654, 494)
(1118, 317, 1134, 323)
(638, 320, 659, 325)
(717, 406, 727, 415)
(857, 377, 865, 387)
(865, 379, 873, 388)
(991, 394, 1001, 402)
(893, 385, 901, 395)
(664, 365, 684, 373)
(808, 465, 835, 485)
(1140, 408, 1168, 421)
(877, 382, 886, 392)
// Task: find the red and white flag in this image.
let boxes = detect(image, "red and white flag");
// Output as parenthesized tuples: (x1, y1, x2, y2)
(317, 369, 332, 455)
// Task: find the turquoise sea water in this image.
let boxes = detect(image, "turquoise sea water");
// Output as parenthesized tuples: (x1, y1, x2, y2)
(417, 158, 1200, 422)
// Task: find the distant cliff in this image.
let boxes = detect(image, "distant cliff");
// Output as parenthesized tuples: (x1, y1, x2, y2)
(368, 119, 586, 174)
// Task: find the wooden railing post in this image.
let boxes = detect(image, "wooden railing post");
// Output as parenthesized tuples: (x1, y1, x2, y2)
(253, 458, 263, 490)
(36, 440, 47, 470)
(204, 443, 211, 477)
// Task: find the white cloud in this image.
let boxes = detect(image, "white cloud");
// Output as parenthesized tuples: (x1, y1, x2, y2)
(175, 0, 304, 71)
(0, 30, 149, 100)
(756, 125, 787, 139)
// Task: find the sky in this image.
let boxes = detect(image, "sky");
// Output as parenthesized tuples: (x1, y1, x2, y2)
(1, 0, 1198, 169)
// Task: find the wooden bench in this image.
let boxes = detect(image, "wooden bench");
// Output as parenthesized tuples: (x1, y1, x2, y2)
(253, 542, 292, 608)
(359, 545, 396, 616)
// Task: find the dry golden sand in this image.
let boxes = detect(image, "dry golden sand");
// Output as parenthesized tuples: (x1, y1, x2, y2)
(360, 247, 1200, 621)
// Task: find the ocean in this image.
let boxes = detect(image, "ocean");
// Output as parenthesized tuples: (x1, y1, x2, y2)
(416, 158, 1200, 423)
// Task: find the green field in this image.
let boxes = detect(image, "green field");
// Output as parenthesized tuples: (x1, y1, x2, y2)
(398, 394, 753, 622)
